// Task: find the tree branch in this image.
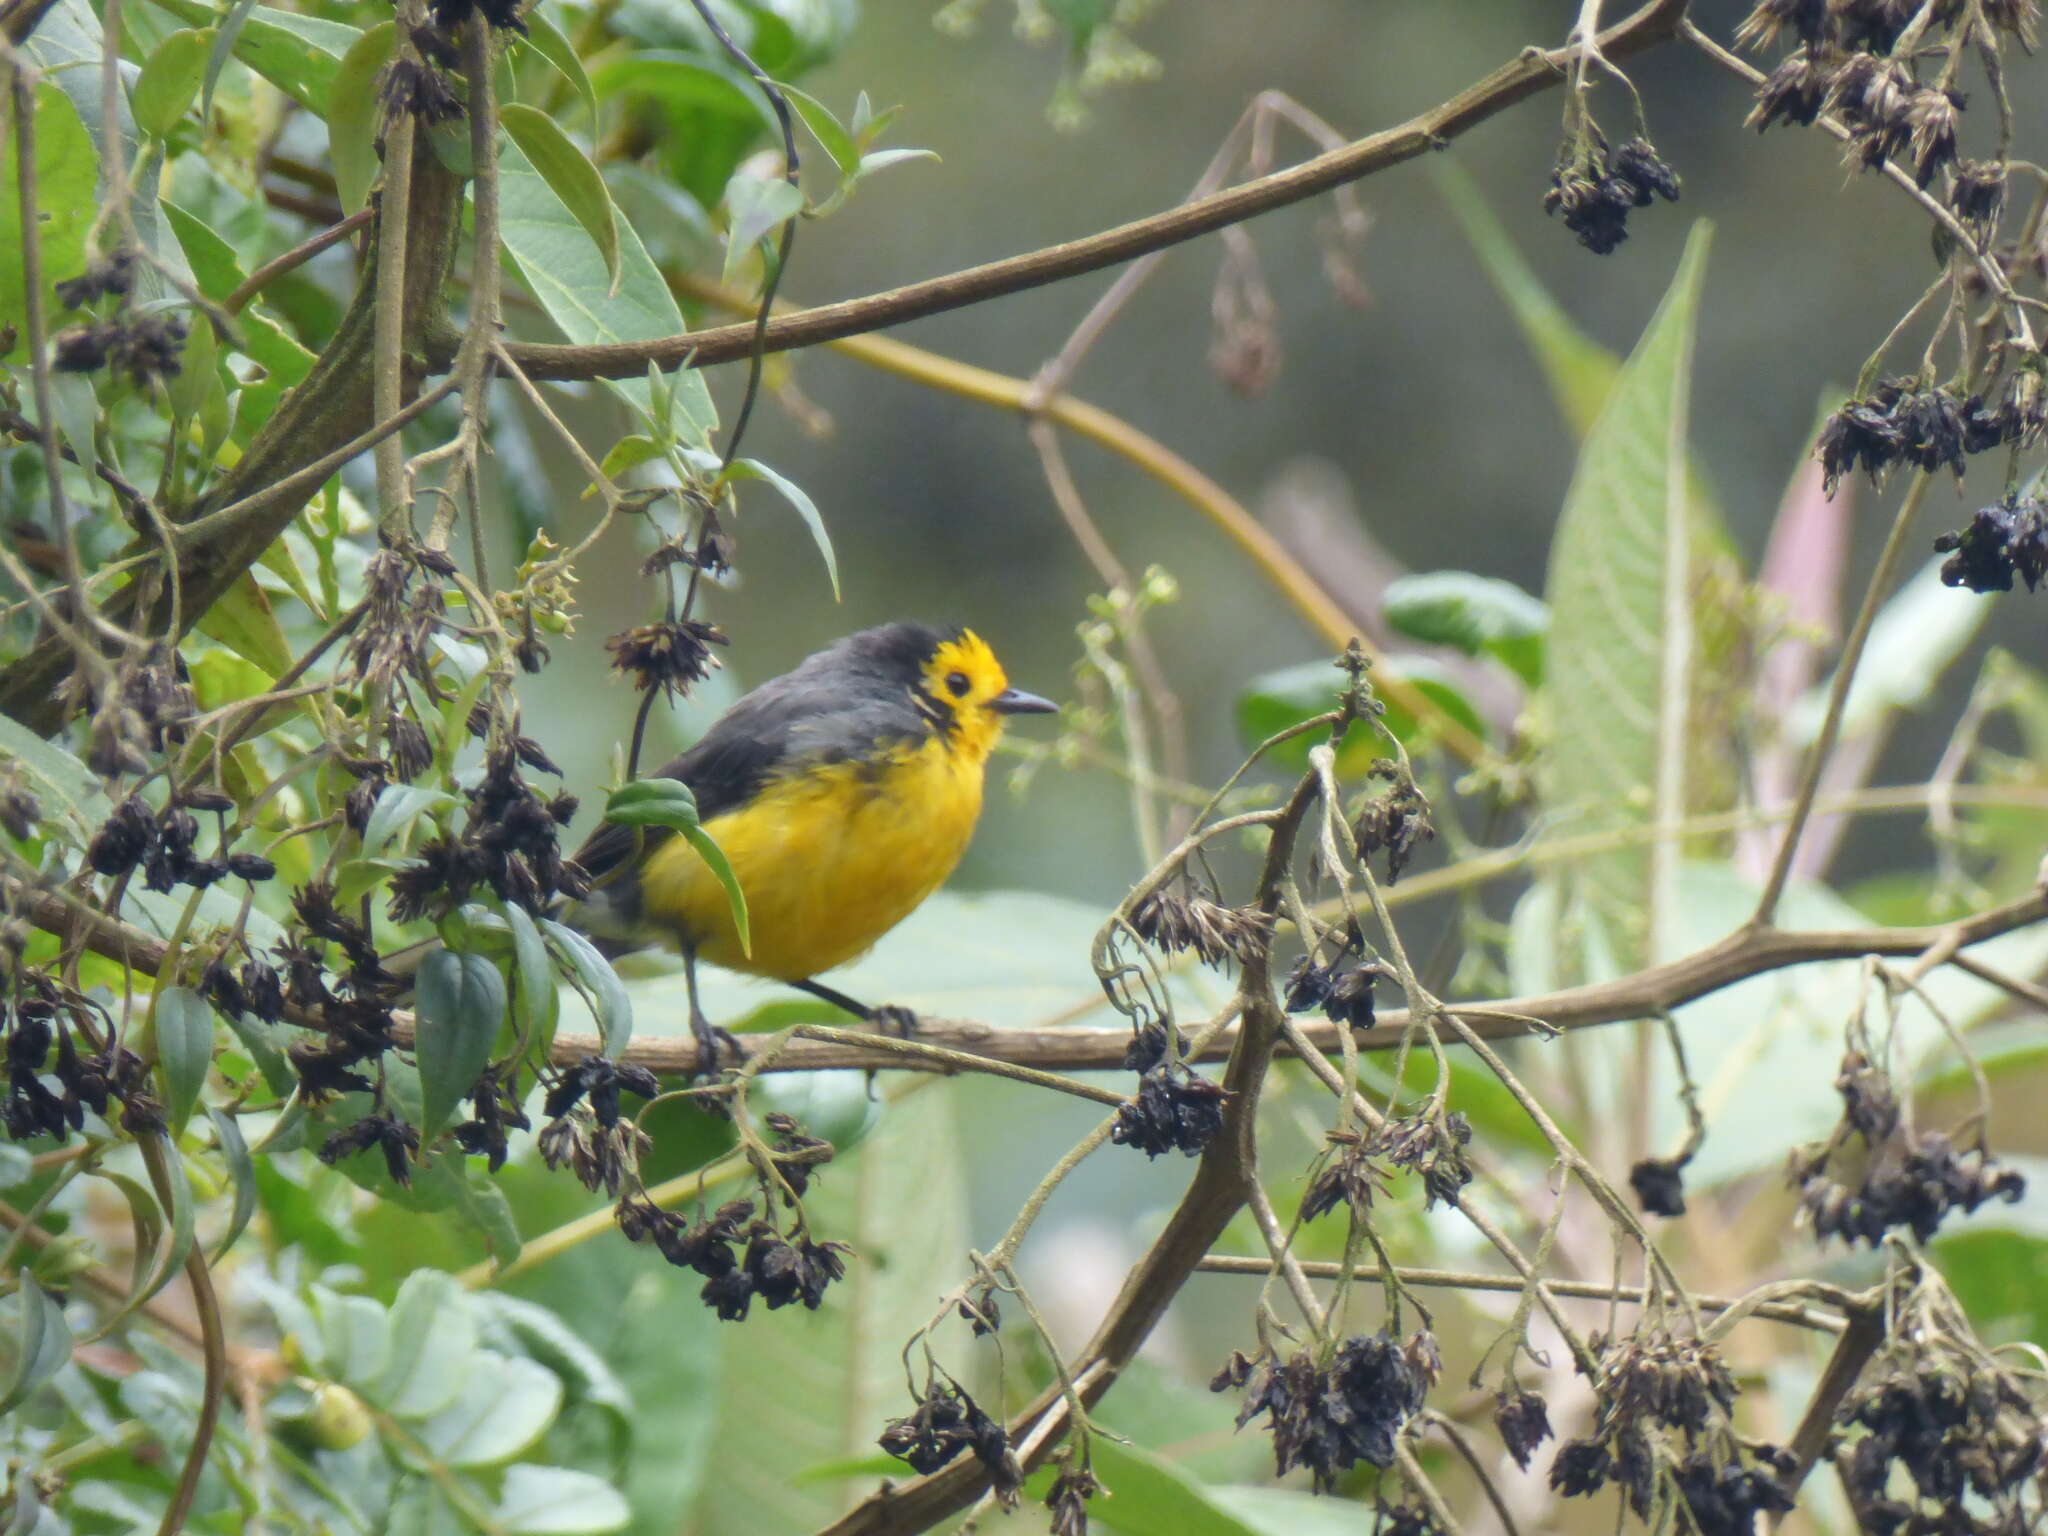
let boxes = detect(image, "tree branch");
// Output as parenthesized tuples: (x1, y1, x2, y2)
(449, 0, 1692, 384)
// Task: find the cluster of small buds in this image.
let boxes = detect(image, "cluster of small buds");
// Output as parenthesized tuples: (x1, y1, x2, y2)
(1043, 1460, 1100, 1536)
(1212, 1330, 1437, 1492)
(878, 1376, 1021, 1504)
(1125, 882, 1272, 969)
(1790, 1049, 2025, 1244)
(1544, 137, 1682, 255)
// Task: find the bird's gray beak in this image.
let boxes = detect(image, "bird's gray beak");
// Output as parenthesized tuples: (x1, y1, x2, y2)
(992, 687, 1058, 716)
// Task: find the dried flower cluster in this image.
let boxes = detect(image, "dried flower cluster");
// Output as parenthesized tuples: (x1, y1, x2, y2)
(1300, 1109, 1473, 1222)
(1933, 493, 2048, 592)
(1834, 1349, 2048, 1531)
(1816, 377, 2011, 491)
(606, 619, 728, 699)
(1353, 767, 1434, 883)
(1213, 1330, 1437, 1492)
(1126, 882, 1272, 969)
(1545, 137, 1682, 255)
(2, 976, 146, 1142)
(1112, 1059, 1228, 1158)
(1285, 951, 1389, 1031)
(615, 1192, 851, 1320)
(1790, 1049, 2024, 1245)
(878, 1377, 1021, 1504)
(1548, 1329, 1792, 1531)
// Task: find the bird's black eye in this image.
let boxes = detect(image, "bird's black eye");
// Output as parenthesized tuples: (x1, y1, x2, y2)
(945, 670, 971, 697)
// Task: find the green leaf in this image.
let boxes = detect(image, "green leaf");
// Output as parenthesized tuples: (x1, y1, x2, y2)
(496, 1467, 631, 1535)
(1932, 1227, 2048, 1344)
(413, 949, 507, 1139)
(362, 784, 458, 858)
(452, 1167, 521, 1268)
(521, 9, 597, 125)
(597, 432, 664, 479)
(501, 900, 560, 1057)
(498, 133, 716, 436)
(201, 0, 260, 117)
(780, 84, 857, 176)
(374, 1269, 476, 1419)
(729, 457, 838, 599)
(1436, 160, 1620, 439)
(1383, 571, 1548, 686)
(1082, 1436, 1273, 1536)
(0, 81, 95, 364)
(139, 0, 350, 110)
(540, 920, 633, 1057)
(588, 51, 766, 129)
(501, 103, 621, 291)
(0, 711, 107, 833)
(153, 986, 216, 1133)
(1539, 222, 1712, 971)
(311, 1283, 393, 1389)
(414, 1351, 563, 1467)
(196, 570, 293, 678)
(329, 22, 395, 216)
(205, 1106, 258, 1264)
(853, 147, 938, 177)
(681, 822, 750, 959)
(0, 1278, 72, 1415)
(720, 171, 802, 286)
(131, 27, 214, 136)
(603, 776, 701, 829)
(481, 1295, 631, 1451)
(1235, 658, 1482, 765)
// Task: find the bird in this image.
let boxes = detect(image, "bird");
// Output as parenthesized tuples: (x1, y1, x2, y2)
(563, 622, 1057, 1073)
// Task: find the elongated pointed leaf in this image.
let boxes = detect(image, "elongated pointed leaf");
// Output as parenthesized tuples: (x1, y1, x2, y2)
(603, 777, 700, 828)
(520, 10, 597, 125)
(501, 103, 620, 291)
(498, 134, 716, 437)
(720, 172, 801, 287)
(153, 986, 215, 1132)
(0, 81, 95, 364)
(197, 570, 293, 678)
(501, 900, 559, 1058)
(414, 949, 507, 1139)
(731, 457, 838, 599)
(0, 1279, 71, 1415)
(540, 921, 632, 1056)
(1539, 222, 1711, 970)
(205, 1106, 258, 1264)
(131, 27, 214, 136)
(329, 23, 395, 216)
(140, 0, 352, 109)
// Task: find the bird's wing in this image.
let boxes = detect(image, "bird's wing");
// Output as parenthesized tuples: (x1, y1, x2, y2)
(567, 665, 927, 887)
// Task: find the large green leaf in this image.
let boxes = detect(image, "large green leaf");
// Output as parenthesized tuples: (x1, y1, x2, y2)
(329, 22, 396, 216)
(413, 950, 508, 1139)
(1083, 1437, 1275, 1536)
(498, 135, 715, 436)
(140, 0, 352, 109)
(500, 104, 621, 291)
(0, 81, 96, 364)
(694, 1086, 971, 1533)
(1538, 222, 1711, 971)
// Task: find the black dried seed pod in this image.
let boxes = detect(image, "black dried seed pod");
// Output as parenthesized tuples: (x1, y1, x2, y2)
(1494, 1388, 1553, 1471)
(1630, 1155, 1688, 1216)
(606, 620, 728, 696)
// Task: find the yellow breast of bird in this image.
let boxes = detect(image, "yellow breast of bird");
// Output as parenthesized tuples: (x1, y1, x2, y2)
(639, 734, 987, 980)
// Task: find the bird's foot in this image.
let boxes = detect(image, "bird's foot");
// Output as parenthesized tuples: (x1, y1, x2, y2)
(689, 1010, 741, 1080)
(868, 1004, 919, 1039)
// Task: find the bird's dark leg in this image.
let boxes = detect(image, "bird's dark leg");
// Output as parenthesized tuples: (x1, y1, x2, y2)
(683, 948, 740, 1079)
(788, 978, 918, 1038)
